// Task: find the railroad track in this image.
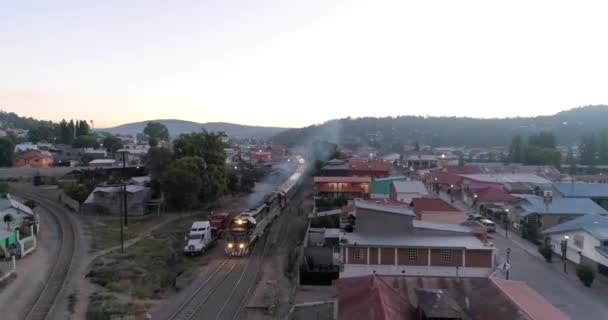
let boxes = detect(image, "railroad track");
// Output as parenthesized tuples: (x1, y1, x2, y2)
(14, 189, 77, 320)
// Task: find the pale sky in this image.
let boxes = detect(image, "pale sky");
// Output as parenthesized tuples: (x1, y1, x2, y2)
(2, 1, 608, 128)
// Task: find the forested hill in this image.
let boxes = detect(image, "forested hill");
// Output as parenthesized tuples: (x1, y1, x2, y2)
(101, 120, 288, 139)
(271, 105, 608, 148)
(0, 111, 54, 130)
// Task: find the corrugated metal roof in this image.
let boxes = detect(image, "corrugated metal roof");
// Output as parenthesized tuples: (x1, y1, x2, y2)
(342, 232, 490, 250)
(460, 174, 552, 184)
(412, 198, 461, 214)
(355, 199, 415, 216)
(554, 183, 608, 198)
(542, 214, 608, 240)
(491, 278, 569, 320)
(392, 180, 428, 194)
(519, 196, 607, 216)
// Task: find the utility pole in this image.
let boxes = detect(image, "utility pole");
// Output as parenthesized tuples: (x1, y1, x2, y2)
(122, 151, 128, 227)
(120, 183, 124, 253)
(506, 248, 511, 280)
(562, 236, 569, 273)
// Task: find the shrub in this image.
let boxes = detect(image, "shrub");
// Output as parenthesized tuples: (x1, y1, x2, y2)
(538, 245, 553, 263)
(576, 264, 595, 287)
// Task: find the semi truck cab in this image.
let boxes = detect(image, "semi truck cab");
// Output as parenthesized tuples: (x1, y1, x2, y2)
(184, 221, 212, 255)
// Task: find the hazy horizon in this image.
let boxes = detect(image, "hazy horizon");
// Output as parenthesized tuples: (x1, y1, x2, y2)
(2, 1, 608, 128)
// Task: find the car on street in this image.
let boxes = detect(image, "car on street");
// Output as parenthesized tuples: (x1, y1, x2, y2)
(479, 218, 496, 232)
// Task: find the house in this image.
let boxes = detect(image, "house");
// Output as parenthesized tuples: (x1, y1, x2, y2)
(412, 197, 466, 224)
(314, 176, 371, 199)
(319, 159, 351, 177)
(465, 186, 517, 214)
(115, 147, 148, 165)
(13, 150, 54, 168)
(543, 214, 608, 276)
(554, 182, 608, 210)
(404, 154, 439, 170)
(508, 195, 608, 231)
(349, 159, 391, 178)
(88, 159, 116, 168)
(51, 144, 84, 166)
(389, 180, 428, 204)
(0, 195, 35, 258)
(370, 176, 407, 199)
(340, 200, 494, 278)
(14, 142, 38, 153)
(83, 148, 108, 160)
(129, 176, 151, 186)
(251, 151, 272, 162)
(82, 185, 151, 215)
(336, 275, 568, 320)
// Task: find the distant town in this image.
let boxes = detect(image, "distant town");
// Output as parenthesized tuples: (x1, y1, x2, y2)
(3, 109, 608, 319)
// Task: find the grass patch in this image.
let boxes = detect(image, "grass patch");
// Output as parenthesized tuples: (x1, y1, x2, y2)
(87, 214, 210, 299)
(82, 215, 172, 251)
(86, 293, 150, 320)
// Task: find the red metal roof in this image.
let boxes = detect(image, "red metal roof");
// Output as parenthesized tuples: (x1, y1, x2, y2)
(491, 278, 569, 320)
(337, 275, 412, 320)
(474, 187, 517, 203)
(314, 176, 372, 183)
(443, 165, 483, 175)
(349, 159, 392, 172)
(412, 197, 461, 214)
(429, 172, 463, 186)
(14, 150, 53, 161)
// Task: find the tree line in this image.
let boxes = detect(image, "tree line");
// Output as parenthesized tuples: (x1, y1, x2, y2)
(507, 131, 561, 167)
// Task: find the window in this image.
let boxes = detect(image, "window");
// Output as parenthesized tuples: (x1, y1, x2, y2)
(441, 249, 452, 262)
(574, 234, 584, 249)
(408, 248, 418, 261)
(355, 247, 362, 260)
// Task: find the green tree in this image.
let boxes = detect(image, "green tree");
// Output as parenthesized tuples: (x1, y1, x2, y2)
(0, 137, 15, 167)
(76, 120, 91, 137)
(566, 146, 577, 174)
(58, 119, 72, 144)
(579, 134, 597, 166)
(598, 131, 608, 165)
(226, 170, 239, 194)
(508, 135, 525, 163)
(28, 125, 57, 143)
(144, 122, 170, 143)
(162, 164, 202, 210)
(528, 131, 556, 149)
(102, 135, 123, 157)
(145, 147, 174, 180)
(64, 182, 90, 203)
(73, 135, 100, 148)
(576, 264, 596, 287)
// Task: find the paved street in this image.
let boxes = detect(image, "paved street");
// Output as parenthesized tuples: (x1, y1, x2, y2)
(436, 190, 608, 319)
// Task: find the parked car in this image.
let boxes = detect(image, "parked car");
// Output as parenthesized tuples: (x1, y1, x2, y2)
(479, 219, 496, 233)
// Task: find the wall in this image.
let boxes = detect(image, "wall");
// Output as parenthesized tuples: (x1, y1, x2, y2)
(540, 214, 581, 230)
(430, 249, 463, 267)
(341, 264, 491, 278)
(548, 230, 608, 267)
(419, 211, 466, 224)
(355, 208, 413, 235)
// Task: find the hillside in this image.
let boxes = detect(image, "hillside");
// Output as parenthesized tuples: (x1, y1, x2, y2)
(271, 105, 608, 149)
(99, 119, 288, 139)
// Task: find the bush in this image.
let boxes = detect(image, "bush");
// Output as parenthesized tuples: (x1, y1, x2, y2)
(538, 245, 553, 263)
(576, 264, 595, 287)
(522, 223, 541, 245)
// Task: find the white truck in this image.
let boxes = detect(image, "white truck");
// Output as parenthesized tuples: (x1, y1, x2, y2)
(183, 221, 212, 256)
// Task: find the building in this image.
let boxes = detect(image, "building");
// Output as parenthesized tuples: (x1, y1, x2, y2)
(340, 200, 494, 278)
(554, 182, 608, 209)
(389, 180, 428, 204)
(51, 144, 84, 166)
(13, 150, 54, 168)
(251, 151, 272, 162)
(412, 197, 466, 224)
(14, 142, 38, 153)
(320, 159, 351, 177)
(314, 176, 371, 199)
(464, 186, 517, 213)
(370, 176, 407, 199)
(404, 154, 440, 170)
(83, 148, 108, 160)
(543, 214, 608, 275)
(349, 159, 391, 178)
(82, 185, 151, 215)
(508, 195, 608, 231)
(336, 275, 568, 320)
(0, 195, 35, 258)
(88, 159, 116, 168)
(115, 147, 148, 165)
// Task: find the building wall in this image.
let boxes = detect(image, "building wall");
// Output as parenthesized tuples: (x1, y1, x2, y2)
(465, 249, 493, 268)
(397, 248, 428, 266)
(418, 211, 466, 224)
(380, 247, 395, 265)
(369, 247, 379, 264)
(14, 156, 53, 168)
(341, 264, 491, 278)
(547, 230, 608, 267)
(430, 249, 463, 267)
(356, 208, 413, 235)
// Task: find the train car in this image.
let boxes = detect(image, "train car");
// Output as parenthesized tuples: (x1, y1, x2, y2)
(224, 163, 305, 256)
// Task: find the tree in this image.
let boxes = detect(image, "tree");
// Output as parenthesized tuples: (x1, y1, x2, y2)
(144, 122, 170, 143)
(145, 147, 174, 180)
(576, 264, 596, 287)
(226, 171, 239, 195)
(538, 244, 553, 262)
(64, 182, 90, 203)
(508, 135, 525, 163)
(528, 131, 556, 149)
(102, 135, 123, 157)
(161, 158, 204, 210)
(599, 131, 608, 165)
(3, 213, 14, 230)
(566, 147, 577, 175)
(73, 135, 99, 148)
(28, 125, 57, 143)
(579, 134, 597, 166)
(0, 137, 15, 167)
(76, 120, 91, 137)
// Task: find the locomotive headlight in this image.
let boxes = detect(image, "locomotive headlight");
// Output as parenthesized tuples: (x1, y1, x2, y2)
(228, 243, 233, 248)
(236, 219, 244, 225)
(239, 243, 245, 249)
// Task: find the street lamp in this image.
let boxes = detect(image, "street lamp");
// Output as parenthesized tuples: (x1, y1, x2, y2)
(562, 235, 569, 273)
(504, 209, 510, 238)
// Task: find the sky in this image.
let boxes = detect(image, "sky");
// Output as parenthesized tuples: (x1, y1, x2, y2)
(2, 1, 608, 129)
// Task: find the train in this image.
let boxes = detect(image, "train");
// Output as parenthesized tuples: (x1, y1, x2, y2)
(224, 158, 305, 256)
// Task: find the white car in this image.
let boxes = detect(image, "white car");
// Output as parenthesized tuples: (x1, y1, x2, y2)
(479, 219, 496, 233)
(184, 221, 212, 256)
